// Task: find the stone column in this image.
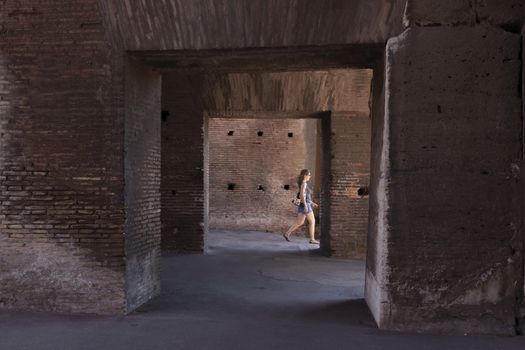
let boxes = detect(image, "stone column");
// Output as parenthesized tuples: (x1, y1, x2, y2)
(0, 0, 128, 314)
(124, 59, 162, 312)
(366, 1, 523, 335)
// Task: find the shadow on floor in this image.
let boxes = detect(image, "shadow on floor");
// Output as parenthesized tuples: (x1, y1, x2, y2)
(138, 230, 369, 330)
(297, 299, 377, 327)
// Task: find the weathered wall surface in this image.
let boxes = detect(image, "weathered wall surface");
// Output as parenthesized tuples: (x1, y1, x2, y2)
(0, 1, 126, 313)
(124, 60, 161, 312)
(365, 66, 388, 322)
(207, 118, 318, 233)
(366, 2, 524, 334)
(404, 0, 524, 29)
(161, 72, 205, 252)
(330, 111, 372, 259)
(204, 70, 373, 259)
(100, 0, 405, 50)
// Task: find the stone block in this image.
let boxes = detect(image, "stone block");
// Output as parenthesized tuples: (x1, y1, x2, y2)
(369, 25, 522, 335)
(476, 0, 525, 29)
(124, 59, 162, 312)
(404, 0, 476, 26)
(404, 0, 525, 29)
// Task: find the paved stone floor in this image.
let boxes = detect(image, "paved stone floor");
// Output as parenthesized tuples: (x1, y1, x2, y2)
(0, 229, 523, 349)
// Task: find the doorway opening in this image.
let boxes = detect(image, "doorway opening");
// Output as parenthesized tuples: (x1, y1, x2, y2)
(203, 113, 327, 253)
(128, 45, 384, 324)
(159, 66, 374, 308)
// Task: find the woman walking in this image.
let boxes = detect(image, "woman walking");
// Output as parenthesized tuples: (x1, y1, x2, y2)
(283, 169, 319, 244)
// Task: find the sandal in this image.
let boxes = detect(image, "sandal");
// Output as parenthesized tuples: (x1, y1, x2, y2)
(309, 239, 320, 245)
(283, 234, 291, 242)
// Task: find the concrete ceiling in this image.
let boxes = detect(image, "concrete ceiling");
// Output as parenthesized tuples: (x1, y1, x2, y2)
(100, 0, 406, 51)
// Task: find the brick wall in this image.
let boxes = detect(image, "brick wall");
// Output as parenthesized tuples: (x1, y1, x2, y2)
(207, 118, 319, 234)
(0, 0, 126, 314)
(124, 59, 161, 311)
(161, 72, 205, 252)
(163, 69, 372, 257)
(204, 70, 373, 259)
(330, 112, 371, 259)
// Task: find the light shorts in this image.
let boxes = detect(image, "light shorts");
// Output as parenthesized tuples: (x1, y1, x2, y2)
(298, 203, 313, 215)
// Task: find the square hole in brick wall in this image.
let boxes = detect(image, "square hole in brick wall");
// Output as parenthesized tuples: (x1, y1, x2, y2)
(162, 110, 170, 122)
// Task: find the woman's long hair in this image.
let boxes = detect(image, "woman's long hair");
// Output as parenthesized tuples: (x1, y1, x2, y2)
(297, 169, 310, 188)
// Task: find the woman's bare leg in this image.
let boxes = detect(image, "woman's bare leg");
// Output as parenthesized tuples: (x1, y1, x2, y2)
(284, 214, 306, 239)
(305, 212, 317, 242)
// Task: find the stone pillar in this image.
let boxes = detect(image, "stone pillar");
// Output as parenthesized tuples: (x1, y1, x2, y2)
(0, 0, 127, 314)
(124, 59, 162, 312)
(366, 3, 523, 334)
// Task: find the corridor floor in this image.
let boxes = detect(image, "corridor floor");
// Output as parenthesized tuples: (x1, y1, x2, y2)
(0, 230, 523, 350)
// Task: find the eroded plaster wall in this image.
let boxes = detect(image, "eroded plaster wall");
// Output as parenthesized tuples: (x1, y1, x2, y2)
(366, 1, 525, 335)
